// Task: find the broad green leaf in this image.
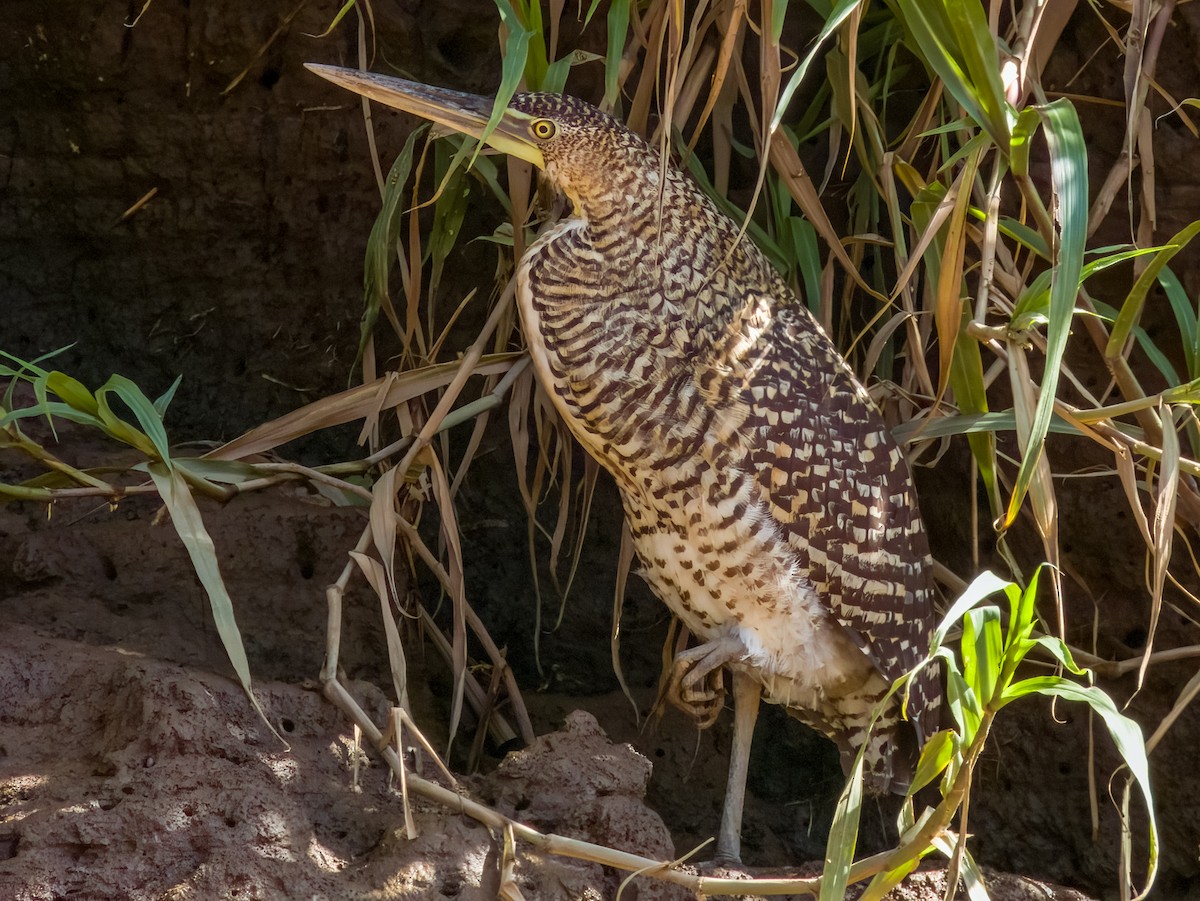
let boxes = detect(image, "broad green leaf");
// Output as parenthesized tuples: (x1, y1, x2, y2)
(961, 607, 1003, 705)
(0, 347, 57, 378)
(770, 0, 789, 43)
(428, 139, 472, 297)
(1005, 564, 1041, 654)
(0, 403, 103, 430)
(44, 371, 99, 416)
(996, 216, 1049, 257)
(997, 569, 1040, 686)
(783, 215, 822, 313)
(909, 728, 955, 794)
(859, 858, 921, 901)
(1, 348, 57, 409)
(1009, 106, 1040, 177)
(1030, 635, 1087, 675)
(931, 570, 1011, 650)
(949, 308, 1001, 518)
(945, 665, 982, 740)
(961, 609, 980, 696)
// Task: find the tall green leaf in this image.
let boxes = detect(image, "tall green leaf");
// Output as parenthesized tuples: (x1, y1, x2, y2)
(1002, 100, 1087, 528)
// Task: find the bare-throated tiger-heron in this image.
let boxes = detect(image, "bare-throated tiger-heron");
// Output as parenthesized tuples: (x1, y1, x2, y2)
(306, 63, 942, 865)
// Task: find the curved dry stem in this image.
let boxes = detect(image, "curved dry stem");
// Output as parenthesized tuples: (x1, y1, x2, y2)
(318, 660, 1005, 897)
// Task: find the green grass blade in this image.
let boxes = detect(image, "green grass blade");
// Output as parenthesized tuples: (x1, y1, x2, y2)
(950, 311, 1001, 517)
(100, 374, 173, 463)
(996, 216, 1049, 257)
(492, 0, 534, 121)
(361, 125, 428, 361)
(307, 0, 359, 40)
(0, 346, 65, 377)
(894, 0, 1009, 146)
(1012, 245, 1160, 329)
(819, 748, 864, 901)
(772, 0, 860, 133)
(1090, 299, 1182, 387)
(147, 463, 277, 736)
(1158, 265, 1197, 378)
(1030, 635, 1086, 674)
(0, 403, 102, 430)
(859, 857, 921, 901)
(512, 0, 548, 88)
(1005, 565, 1040, 654)
(92, 381, 156, 457)
(542, 49, 602, 94)
(1003, 99, 1087, 529)
(1009, 107, 1039, 174)
(1105, 220, 1200, 358)
(770, 0, 790, 43)
(602, 0, 629, 109)
(1000, 676, 1157, 892)
(945, 665, 981, 743)
(960, 606, 1005, 707)
(153, 374, 182, 417)
(893, 410, 1081, 443)
(159, 458, 263, 484)
(428, 139, 472, 296)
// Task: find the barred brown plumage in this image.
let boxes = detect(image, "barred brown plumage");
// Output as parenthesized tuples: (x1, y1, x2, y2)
(307, 64, 943, 866)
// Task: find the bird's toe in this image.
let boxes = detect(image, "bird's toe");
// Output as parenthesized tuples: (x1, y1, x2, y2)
(668, 663, 726, 727)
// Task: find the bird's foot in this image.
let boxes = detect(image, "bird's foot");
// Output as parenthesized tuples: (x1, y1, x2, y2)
(666, 634, 745, 729)
(668, 660, 724, 728)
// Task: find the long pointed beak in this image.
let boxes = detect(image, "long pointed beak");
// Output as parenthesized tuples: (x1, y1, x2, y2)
(304, 63, 544, 168)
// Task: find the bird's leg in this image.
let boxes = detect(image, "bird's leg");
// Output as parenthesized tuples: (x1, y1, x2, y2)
(665, 634, 760, 864)
(665, 633, 743, 729)
(715, 668, 760, 865)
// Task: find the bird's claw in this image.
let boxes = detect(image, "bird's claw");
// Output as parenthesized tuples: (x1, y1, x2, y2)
(667, 654, 726, 729)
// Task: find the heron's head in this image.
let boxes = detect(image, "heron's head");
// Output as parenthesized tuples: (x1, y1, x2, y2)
(305, 64, 657, 218)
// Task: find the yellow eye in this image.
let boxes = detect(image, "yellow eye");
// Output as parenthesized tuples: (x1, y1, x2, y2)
(531, 119, 556, 140)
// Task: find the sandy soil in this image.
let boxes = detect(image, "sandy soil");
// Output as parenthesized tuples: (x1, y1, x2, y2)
(0, 480, 1100, 899)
